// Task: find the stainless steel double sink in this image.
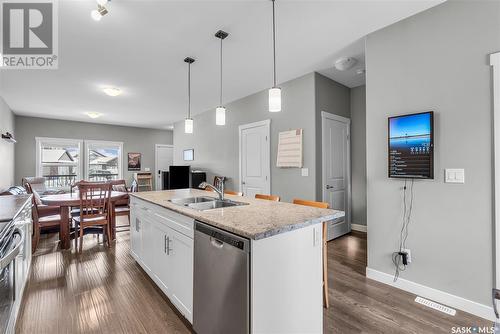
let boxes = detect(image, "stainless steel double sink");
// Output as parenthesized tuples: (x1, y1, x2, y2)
(169, 196, 248, 211)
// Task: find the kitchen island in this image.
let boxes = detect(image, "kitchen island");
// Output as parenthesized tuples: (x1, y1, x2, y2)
(130, 189, 344, 334)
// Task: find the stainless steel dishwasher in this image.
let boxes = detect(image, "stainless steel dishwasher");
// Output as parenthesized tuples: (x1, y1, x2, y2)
(193, 221, 250, 334)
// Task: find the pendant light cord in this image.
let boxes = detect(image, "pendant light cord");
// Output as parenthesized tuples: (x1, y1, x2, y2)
(220, 37, 223, 106)
(188, 62, 191, 119)
(272, 0, 277, 87)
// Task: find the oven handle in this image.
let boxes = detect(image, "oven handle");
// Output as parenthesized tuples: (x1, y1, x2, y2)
(0, 228, 24, 271)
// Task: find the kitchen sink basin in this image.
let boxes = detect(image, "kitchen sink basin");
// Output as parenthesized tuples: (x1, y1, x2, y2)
(169, 196, 216, 206)
(169, 196, 248, 211)
(188, 199, 248, 211)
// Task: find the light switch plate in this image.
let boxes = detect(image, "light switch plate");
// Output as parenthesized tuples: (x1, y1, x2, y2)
(144, 167, 150, 172)
(301, 168, 309, 177)
(445, 169, 465, 183)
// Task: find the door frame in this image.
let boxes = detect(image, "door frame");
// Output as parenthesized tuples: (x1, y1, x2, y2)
(238, 119, 271, 194)
(321, 111, 351, 225)
(490, 52, 500, 290)
(155, 144, 174, 190)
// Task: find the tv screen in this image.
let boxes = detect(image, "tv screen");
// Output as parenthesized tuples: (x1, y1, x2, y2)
(388, 111, 434, 179)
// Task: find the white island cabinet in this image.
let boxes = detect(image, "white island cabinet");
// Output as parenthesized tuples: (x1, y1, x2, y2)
(130, 189, 344, 334)
(130, 197, 194, 323)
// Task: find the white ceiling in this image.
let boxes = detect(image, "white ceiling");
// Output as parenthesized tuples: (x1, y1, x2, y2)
(0, 0, 444, 129)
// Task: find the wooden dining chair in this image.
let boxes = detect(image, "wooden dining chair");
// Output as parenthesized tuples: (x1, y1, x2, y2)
(109, 179, 130, 231)
(225, 190, 243, 196)
(255, 194, 280, 202)
(293, 198, 330, 309)
(25, 183, 63, 253)
(74, 182, 112, 252)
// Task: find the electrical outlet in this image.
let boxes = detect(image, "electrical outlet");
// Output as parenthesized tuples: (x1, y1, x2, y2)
(402, 248, 412, 263)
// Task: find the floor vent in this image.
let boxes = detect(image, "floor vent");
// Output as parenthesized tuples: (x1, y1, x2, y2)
(414, 296, 456, 316)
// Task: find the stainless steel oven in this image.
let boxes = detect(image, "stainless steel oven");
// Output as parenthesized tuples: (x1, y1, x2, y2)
(0, 225, 24, 334)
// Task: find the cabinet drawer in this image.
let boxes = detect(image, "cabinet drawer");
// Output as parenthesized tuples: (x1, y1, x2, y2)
(131, 198, 194, 239)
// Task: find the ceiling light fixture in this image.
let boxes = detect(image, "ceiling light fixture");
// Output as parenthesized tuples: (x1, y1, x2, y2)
(184, 57, 195, 134)
(268, 0, 281, 112)
(91, 3, 108, 21)
(215, 30, 229, 126)
(334, 57, 358, 71)
(96, 0, 108, 6)
(86, 112, 102, 119)
(103, 87, 121, 97)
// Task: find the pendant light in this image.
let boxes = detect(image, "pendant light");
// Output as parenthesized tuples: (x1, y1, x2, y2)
(268, 0, 281, 112)
(215, 30, 229, 126)
(184, 57, 195, 134)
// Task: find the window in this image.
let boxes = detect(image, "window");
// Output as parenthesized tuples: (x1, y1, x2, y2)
(36, 137, 83, 189)
(85, 140, 123, 182)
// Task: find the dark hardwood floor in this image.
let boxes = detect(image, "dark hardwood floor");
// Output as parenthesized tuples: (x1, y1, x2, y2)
(16, 220, 490, 333)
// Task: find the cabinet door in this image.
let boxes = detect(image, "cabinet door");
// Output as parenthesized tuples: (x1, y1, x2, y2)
(151, 222, 173, 295)
(141, 216, 154, 273)
(169, 227, 194, 322)
(130, 210, 142, 260)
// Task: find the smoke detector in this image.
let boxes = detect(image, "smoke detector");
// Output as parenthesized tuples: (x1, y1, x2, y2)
(334, 57, 357, 71)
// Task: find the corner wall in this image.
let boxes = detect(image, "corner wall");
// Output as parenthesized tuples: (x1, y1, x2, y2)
(350, 85, 366, 226)
(0, 97, 15, 191)
(366, 0, 499, 315)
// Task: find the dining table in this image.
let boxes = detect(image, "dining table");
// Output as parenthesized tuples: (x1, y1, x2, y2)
(40, 191, 128, 250)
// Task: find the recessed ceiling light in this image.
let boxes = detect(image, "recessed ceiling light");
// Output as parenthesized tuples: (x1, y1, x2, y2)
(96, 0, 108, 6)
(86, 112, 102, 119)
(103, 87, 121, 97)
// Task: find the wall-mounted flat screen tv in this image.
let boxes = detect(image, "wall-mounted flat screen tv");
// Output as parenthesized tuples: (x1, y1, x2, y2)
(388, 111, 434, 179)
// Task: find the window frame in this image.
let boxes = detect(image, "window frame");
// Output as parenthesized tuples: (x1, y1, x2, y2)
(84, 140, 124, 181)
(35, 136, 84, 186)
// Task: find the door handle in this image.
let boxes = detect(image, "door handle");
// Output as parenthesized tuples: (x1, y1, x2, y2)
(241, 181, 246, 185)
(326, 185, 333, 189)
(0, 228, 23, 271)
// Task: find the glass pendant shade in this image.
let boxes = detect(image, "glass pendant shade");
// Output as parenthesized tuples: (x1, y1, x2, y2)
(268, 87, 281, 112)
(185, 118, 193, 134)
(216, 106, 226, 126)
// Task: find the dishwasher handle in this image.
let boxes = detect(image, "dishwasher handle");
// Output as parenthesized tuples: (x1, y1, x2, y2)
(195, 221, 250, 253)
(210, 238, 224, 249)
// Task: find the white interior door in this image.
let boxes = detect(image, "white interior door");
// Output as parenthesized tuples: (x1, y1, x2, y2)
(155, 144, 173, 190)
(239, 120, 271, 197)
(322, 112, 350, 225)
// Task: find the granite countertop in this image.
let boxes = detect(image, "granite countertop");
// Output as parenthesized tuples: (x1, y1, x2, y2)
(0, 194, 31, 222)
(130, 189, 344, 240)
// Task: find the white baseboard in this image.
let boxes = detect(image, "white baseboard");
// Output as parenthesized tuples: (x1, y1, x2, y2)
(351, 223, 367, 232)
(366, 267, 495, 321)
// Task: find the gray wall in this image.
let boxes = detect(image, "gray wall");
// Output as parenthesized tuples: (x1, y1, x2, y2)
(174, 73, 316, 203)
(314, 73, 351, 201)
(366, 0, 499, 306)
(15, 116, 173, 187)
(350, 85, 366, 226)
(0, 97, 15, 192)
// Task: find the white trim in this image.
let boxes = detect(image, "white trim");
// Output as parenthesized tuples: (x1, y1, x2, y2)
(154, 144, 174, 190)
(351, 224, 367, 233)
(321, 111, 352, 228)
(238, 119, 271, 194)
(490, 52, 500, 292)
(35, 136, 84, 183)
(366, 267, 495, 321)
(84, 139, 123, 180)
